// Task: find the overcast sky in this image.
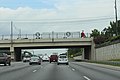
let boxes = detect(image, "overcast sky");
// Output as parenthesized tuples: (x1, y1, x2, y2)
(0, 0, 120, 55)
(0, 0, 120, 34)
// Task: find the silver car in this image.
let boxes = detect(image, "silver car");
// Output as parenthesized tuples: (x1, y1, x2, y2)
(57, 54, 69, 65)
(29, 56, 41, 65)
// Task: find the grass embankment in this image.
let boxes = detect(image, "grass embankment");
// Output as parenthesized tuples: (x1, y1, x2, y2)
(84, 60, 120, 67)
(109, 59, 120, 61)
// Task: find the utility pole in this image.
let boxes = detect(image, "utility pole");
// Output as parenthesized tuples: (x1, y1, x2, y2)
(11, 21, 13, 47)
(10, 21, 15, 60)
(115, 0, 118, 36)
(19, 29, 21, 38)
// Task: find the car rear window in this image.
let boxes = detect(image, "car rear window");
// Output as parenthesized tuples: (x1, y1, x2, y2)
(31, 57, 39, 59)
(59, 56, 67, 58)
(51, 55, 57, 57)
(25, 56, 31, 58)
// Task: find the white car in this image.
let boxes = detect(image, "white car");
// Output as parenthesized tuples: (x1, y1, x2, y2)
(23, 56, 31, 62)
(57, 54, 69, 65)
(29, 56, 41, 65)
(42, 55, 49, 62)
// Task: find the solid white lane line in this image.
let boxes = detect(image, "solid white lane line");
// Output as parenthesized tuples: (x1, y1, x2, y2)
(83, 76, 91, 80)
(33, 70, 37, 73)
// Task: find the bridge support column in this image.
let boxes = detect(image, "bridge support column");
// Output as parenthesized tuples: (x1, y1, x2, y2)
(84, 46, 91, 60)
(10, 47, 22, 61)
(14, 48, 22, 61)
(91, 38, 96, 60)
(82, 48, 84, 60)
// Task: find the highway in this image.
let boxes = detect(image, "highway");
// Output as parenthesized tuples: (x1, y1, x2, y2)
(0, 62, 120, 80)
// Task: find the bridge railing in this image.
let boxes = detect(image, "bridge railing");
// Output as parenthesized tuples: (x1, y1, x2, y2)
(0, 32, 91, 40)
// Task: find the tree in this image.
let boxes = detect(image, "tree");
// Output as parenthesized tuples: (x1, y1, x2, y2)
(103, 20, 120, 36)
(93, 35, 107, 44)
(90, 20, 120, 44)
(67, 48, 83, 57)
(91, 29, 108, 44)
(90, 29, 100, 37)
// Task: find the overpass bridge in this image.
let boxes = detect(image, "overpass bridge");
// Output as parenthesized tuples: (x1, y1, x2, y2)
(0, 32, 95, 61)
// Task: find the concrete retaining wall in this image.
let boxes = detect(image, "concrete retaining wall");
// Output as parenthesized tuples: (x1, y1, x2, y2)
(95, 43, 120, 61)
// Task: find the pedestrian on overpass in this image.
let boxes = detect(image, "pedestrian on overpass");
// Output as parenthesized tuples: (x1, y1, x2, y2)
(81, 30, 86, 38)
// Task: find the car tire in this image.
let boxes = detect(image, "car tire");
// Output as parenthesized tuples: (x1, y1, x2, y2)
(57, 63, 59, 65)
(39, 63, 41, 65)
(4, 63, 7, 66)
(29, 63, 32, 65)
(8, 62, 11, 66)
(66, 63, 69, 65)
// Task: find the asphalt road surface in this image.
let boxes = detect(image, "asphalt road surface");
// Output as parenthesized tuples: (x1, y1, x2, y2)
(0, 62, 120, 80)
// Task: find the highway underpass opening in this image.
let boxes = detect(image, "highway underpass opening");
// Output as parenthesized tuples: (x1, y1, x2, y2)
(13, 46, 91, 61)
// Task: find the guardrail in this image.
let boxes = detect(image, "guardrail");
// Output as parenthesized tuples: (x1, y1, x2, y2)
(0, 32, 91, 40)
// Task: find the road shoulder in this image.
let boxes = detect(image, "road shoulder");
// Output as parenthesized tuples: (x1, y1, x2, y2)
(72, 62, 120, 71)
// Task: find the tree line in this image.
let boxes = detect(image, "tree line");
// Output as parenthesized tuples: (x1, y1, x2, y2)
(91, 20, 120, 44)
(67, 20, 120, 57)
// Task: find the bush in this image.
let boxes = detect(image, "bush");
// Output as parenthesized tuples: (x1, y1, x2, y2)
(110, 35, 120, 42)
(95, 35, 120, 48)
(94, 35, 108, 44)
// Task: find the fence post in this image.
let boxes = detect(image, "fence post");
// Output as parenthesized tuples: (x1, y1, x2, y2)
(52, 31, 54, 42)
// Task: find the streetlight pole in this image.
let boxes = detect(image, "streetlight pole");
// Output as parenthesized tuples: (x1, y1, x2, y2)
(115, 0, 118, 36)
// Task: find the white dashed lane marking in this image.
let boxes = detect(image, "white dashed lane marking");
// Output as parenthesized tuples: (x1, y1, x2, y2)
(83, 76, 91, 80)
(33, 70, 37, 73)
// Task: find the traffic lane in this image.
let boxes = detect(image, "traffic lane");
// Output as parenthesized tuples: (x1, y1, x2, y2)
(0, 62, 30, 73)
(0, 62, 86, 80)
(55, 64, 85, 80)
(20, 63, 57, 80)
(0, 62, 29, 69)
(18, 63, 85, 80)
(0, 61, 49, 72)
(0, 65, 42, 80)
(0, 62, 49, 80)
(70, 62, 120, 80)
